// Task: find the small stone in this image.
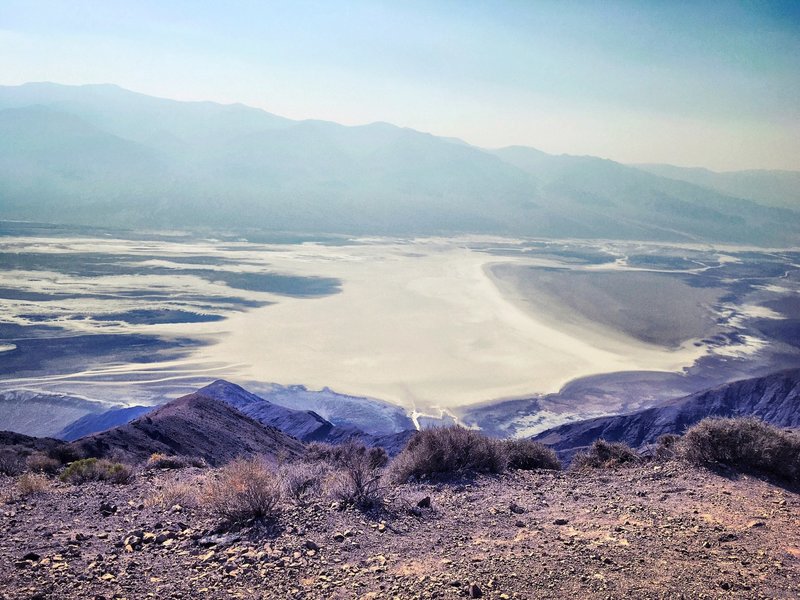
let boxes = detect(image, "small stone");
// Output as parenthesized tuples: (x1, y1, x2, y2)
(142, 532, 156, 544)
(98, 502, 117, 517)
(509, 502, 525, 514)
(22, 552, 41, 562)
(304, 540, 320, 551)
(417, 496, 431, 508)
(514, 520, 525, 528)
(333, 533, 345, 542)
(553, 518, 569, 526)
(469, 582, 483, 598)
(377, 523, 386, 533)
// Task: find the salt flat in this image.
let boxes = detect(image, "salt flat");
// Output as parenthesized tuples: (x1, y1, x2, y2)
(202, 239, 707, 413)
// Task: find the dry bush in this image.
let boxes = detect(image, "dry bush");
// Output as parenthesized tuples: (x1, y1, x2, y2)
(147, 478, 200, 509)
(387, 426, 508, 483)
(305, 441, 388, 470)
(60, 458, 133, 484)
(680, 417, 800, 482)
(16, 473, 51, 497)
(0, 452, 24, 476)
(145, 453, 189, 470)
(279, 462, 328, 506)
(653, 433, 681, 461)
(47, 444, 83, 465)
(26, 453, 61, 474)
(571, 439, 640, 470)
(504, 439, 561, 471)
(206, 458, 281, 524)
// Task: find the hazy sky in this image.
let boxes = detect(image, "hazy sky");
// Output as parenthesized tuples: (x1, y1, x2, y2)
(1, 1, 798, 170)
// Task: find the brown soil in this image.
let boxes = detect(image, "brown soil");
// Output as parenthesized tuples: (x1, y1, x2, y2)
(1, 463, 798, 599)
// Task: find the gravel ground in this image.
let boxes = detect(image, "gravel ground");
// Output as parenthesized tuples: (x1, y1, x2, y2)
(1, 463, 798, 599)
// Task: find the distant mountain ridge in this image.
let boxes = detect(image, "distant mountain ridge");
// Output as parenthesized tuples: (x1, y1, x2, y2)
(73, 392, 306, 466)
(533, 369, 800, 457)
(1, 82, 798, 245)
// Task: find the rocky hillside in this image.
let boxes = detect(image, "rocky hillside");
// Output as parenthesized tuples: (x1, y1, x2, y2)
(534, 369, 800, 457)
(1, 462, 798, 599)
(72, 392, 305, 466)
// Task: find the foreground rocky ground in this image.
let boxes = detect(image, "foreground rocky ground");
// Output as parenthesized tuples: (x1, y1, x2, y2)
(1, 462, 798, 599)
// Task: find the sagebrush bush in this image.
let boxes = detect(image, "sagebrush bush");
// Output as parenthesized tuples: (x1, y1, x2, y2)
(387, 426, 508, 483)
(571, 439, 640, 470)
(0, 452, 24, 476)
(279, 462, 327, 506)
(206, 458, 281, 524)
(327, 446, 384, 509)
(305, 441, 388, 470)
(26, 453, 61, 474)
(16, 473, 51, 497)
(653, 433, 681, 461)
(47, 445, 83, 464)
(504, 439, 561, 471)
(145, 453, 188, 470)
(60, 458, 132, 484)
(680, 417, 800, 482)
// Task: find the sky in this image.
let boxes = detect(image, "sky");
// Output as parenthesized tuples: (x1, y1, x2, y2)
(1, 0, 799, 171)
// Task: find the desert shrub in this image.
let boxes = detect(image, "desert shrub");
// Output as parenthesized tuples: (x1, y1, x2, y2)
(387, 426, 508, 483)
(279, 462, 328, 506)
(147, 479, 200, 509)
(47, 444, 83, 464)
(60, 458, 132, 484)
(145, 453, 188, 470)
(26, 453, 61, 474)
(206, 458, 281, 524)
(680, 417, 800, 482)
(305, 441, 388, 470)
(504, 439, 561, 471)
(571, 439, 640, 470)
(0, 452, 24, 476)
(16, 473, 51, 497)
(653, 433, 681, 461)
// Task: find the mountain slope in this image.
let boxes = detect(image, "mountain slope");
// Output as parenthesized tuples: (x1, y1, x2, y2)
(633, 163, 800, 211)
(198, 380, 337, 442)
(533, 369, 800, 455)
(73, 392, 305, 465)
(198, 380, 415, 454)
(57, 405, 153, 441)
(1, 82, 797, 244)
(0, 389, 115, 438)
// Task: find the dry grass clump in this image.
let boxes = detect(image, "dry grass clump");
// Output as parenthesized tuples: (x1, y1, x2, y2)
(145, 453, 189, 470)
(147, 478, 200, 509)
(387, 426, 508, 483)
(571, 439, 640, 470)
(206, 457, 281, 524)
(680, 417, 800, 482)
(16, 473, 51, 498)
(26, 453, 61, 474)
(504, 439, 561, 471)
(60, 458, 133, 484)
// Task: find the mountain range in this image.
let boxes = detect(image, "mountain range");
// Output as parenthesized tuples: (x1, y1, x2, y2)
(533, 368, 800, 459)
(1, 82, 798, 245)
(1, 370, 798, 467)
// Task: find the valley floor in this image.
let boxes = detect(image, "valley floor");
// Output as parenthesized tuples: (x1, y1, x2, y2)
(1, 463, 798, 599)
